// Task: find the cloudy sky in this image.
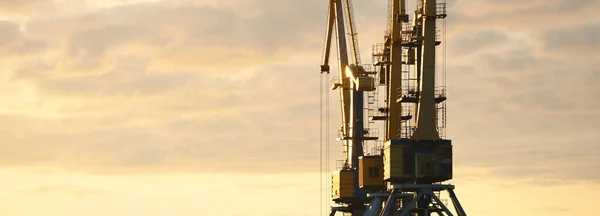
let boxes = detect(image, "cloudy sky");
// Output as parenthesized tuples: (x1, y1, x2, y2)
(0, 0, 599, 215)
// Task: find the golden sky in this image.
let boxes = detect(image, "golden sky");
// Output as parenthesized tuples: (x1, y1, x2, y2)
(1, 0, 599, 215)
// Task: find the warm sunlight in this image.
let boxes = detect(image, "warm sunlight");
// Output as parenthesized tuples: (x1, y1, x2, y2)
(0, 0, 599, 215)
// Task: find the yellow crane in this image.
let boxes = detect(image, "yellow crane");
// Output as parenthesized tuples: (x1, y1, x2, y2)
(320, 0, 376, 214)
(320, 0, 468, 215)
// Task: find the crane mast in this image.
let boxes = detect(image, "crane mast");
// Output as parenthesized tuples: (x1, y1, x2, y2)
(386, 0, 405, 141)
(321, 0, 469, 215)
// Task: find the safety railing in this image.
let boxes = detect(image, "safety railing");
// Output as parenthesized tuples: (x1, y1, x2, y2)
(337, 127, 380, 140)
(395, 86, 447, 98)
(436, 3, 447, 18)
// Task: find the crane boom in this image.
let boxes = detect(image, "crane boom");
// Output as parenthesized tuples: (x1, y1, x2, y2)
(320, 1, 335, 74)
(344, 0, 361, 65)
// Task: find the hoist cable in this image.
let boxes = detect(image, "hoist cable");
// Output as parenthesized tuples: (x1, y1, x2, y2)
(319, 73, 323, 215)
(326, 72, 331, 205)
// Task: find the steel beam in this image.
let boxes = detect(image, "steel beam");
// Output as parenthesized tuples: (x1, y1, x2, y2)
(448, 189, 467, 216)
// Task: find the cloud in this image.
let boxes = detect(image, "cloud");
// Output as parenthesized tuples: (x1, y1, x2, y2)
(0, 21, 20, 46)
(447, 0, 600, 36)
(0, 63, 322, 174)
(0, 0, 599, 185)
(543, 23, 600, 51)
(36, 57, 190, 97)
(0, 0, 48, 12)
(449, 29, 509, 55)
(436, 0, 600, 183)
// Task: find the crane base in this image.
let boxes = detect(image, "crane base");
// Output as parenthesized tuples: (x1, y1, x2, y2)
(329, 184, 467, 216)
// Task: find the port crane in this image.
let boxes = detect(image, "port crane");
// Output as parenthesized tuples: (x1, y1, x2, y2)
(319, 0, 468, 215)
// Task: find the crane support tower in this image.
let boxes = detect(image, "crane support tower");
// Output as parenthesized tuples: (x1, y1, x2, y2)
(319, 0, 468, 215)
